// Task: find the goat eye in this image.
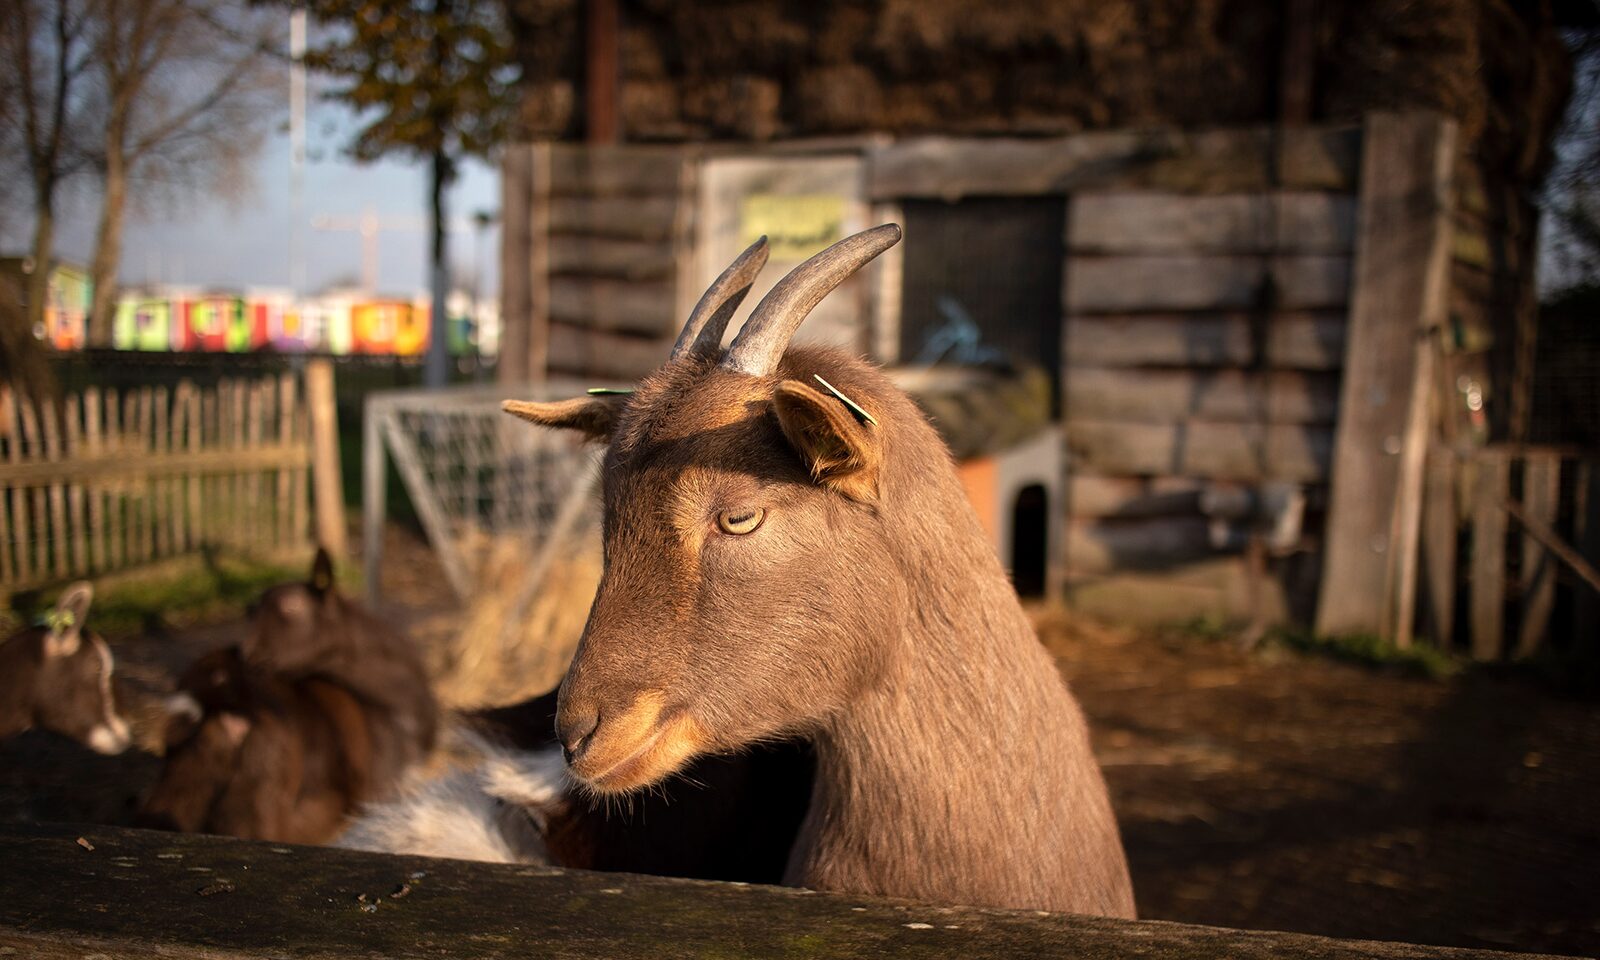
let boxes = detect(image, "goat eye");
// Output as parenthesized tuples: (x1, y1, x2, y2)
(716, 508, 766, 536)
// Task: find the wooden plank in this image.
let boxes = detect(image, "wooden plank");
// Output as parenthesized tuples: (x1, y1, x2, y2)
(105, 390, 124, 570)
(1315, 112, 1459, 638)
(1064, 368, 1339, 425)
(550, 195, 680, 241)
(1515, 453, 1561, 657)
(0, 821, 1553, 960)
(1066, 255, 1350, 313)
(152, 386, 170, 558)
(41, 397, 68, 578)
(1064, 311, 1346, 372)
(136, 387, 154, 561)
(548, 236, 678, 281)
(170, 383, 190, 553)
(868, 125, 1361, 199)
(83, 387, 104, 572)
(549, 276, 680, 336)
(1065, 419, 1332, 482)
(1067, 515, 1216, 573)
(527, 142, 552, 386)
(1471, 449, 1510, 661)
(497, 143, 533, 385)
(63, 396, 88, 575)
(1068, 474, 1207, 519)
(548, 143, 687, 196)
(231, 380, 247, 550)
(0, 392, 21, 586)
(546, 322, 668, 381)
(306, 359, 347, 559)
(247, 380, 265, 551)
(1068, 193, 1356, 255)
(18, 395, 46, 578)
(1420, 445, 1458, 647)
(1577, 461, 1600, 646)
(276, 375, 295, 549)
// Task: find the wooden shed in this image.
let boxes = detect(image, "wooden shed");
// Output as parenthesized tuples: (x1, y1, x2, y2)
(496, 0, 1595, 651)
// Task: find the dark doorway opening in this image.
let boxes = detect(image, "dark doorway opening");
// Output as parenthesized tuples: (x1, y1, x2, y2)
(1011, 483, 1049, 598)
(899, 197, 1067, 413)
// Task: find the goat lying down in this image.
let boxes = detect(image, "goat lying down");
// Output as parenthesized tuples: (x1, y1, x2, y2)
(339, 688, 813, 884)
(140, 549, 438, 845)
(0, 583, 131, 756)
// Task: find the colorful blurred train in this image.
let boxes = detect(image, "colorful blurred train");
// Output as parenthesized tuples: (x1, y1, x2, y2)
(5, 259, 500, 358)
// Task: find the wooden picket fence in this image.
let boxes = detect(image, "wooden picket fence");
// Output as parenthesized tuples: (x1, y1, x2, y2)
(0, 361, 343, 595)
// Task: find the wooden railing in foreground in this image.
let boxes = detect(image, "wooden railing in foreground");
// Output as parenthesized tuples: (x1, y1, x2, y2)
(0, 359, 345, 594)
(0, 822, 1576, 960)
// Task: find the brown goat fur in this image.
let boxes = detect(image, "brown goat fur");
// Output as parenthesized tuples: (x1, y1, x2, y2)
(241, 549, 438, 774)
(0, 583, 130, 755)
(505, 227, 1135, 916)
(140, 645, 405, 845)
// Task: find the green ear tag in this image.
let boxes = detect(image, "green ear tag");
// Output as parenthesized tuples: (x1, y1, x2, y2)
(586, 387, 635, 396)
(813, 375, 878, 426)
(36, 609, 75, 632)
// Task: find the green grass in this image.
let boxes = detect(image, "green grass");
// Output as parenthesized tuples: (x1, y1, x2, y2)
(1175, 616, 1463, 680)
(3, 551, 317, 639)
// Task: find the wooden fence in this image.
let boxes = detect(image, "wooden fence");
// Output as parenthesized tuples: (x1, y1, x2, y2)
(0, 360, 344, 595)
(1419, 444, 1600, 660)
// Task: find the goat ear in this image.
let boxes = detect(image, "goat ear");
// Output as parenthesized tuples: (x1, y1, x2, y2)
(502, 395, 625, 442)
(773, 379, 881, 502)
(309, 547, 335, 595)
(43, 582, 93, 658)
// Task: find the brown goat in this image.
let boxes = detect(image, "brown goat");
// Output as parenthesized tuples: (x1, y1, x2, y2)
(140, 551, 437, 844)
(0, 583, 131, 755)
(503, 226, 1135, 916)
(241, 548, 438, 773)
(139, 645, 373, 843)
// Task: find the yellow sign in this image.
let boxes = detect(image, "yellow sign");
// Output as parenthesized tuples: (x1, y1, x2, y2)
(740, 194, 846, 260)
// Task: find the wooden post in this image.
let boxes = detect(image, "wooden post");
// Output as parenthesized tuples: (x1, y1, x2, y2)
(1470, 449, 1509, 660)
(1315, 112, 1458, 639)
(1419, 444, 1458, 646)
(362, 398, 387, 605)
(1515, 452, 1560, 657)
(306, 359, 347, 560)
(585, 0, 620, 144)
(527, 142, 553, 387)
(498, 143, 532, 386)
(1577, 460, 1600, 645)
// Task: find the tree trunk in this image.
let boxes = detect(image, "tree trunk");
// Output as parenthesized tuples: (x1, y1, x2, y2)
(26, 186, 56, 336)
(425, 147, 452, 388)
(88, 118, 129, 347)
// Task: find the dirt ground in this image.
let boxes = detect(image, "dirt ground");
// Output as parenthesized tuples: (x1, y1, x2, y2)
(2, 528, 1596, 956)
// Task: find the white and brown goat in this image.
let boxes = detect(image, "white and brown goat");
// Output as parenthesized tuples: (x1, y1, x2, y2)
(0, 583, 131, 755)
(502, 227, 1136, 916)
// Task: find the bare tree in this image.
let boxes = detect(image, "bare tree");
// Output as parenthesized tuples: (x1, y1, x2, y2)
(1, 0, 97, 336)
(83, 0, 280, 343)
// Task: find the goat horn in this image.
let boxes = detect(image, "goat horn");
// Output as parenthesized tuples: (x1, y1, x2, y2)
(721, 224, 902, 378)
(669, 236, 771, 362)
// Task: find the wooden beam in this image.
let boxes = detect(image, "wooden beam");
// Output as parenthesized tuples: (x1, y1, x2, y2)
(584, 0, 620, 144)
(1420, 444, 1459, 646)
(1068, 193, 1355, 255)
(527, 143, 553, 388)
(1065, 255, 1350, 313)
(3, 822, 1550, 960)
(549, 277, 680, 337)
(868, 125, 1361, 200)
(0, 445, 311, 486)
(1064, 311, 1346, 370)
(1065, 419, 1332, 482)
(1315, 112, 1458, 638)
(1064, 368, 1340, 425)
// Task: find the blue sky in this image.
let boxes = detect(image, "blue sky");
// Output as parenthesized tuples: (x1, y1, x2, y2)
(6, 92, 502, 300)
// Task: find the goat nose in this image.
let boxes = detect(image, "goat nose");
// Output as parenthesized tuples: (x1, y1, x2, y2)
(557, 707, 600, 764)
